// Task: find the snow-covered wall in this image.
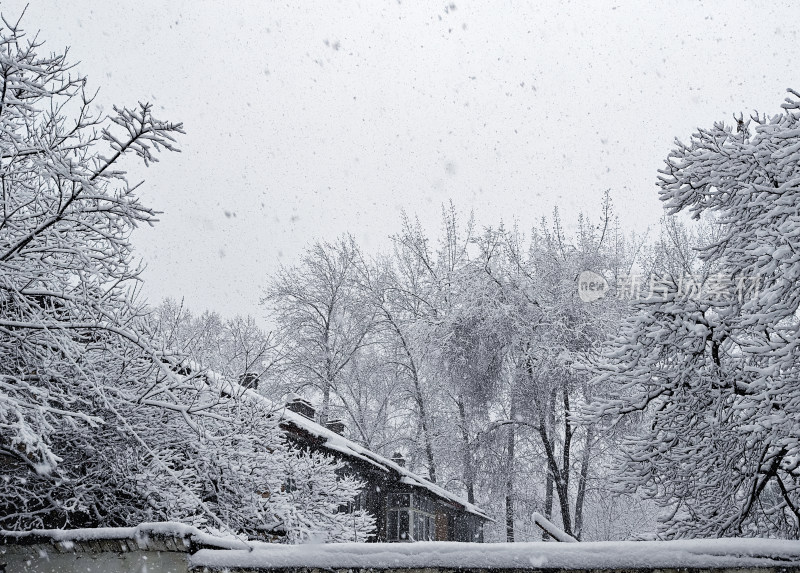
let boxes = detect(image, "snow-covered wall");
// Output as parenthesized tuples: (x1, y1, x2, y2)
(1, 546, 188, 573)
(191, 538, 800, 571)
(0, 522, 241, 573)
(3, 524, 800, 573)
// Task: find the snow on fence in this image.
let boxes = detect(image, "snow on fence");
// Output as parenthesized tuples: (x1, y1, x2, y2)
(3, 522, 800, 573)
(0, 522, 242, 573)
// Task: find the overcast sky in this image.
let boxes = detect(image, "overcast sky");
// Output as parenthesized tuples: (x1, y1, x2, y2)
(8, 1, 798, 322)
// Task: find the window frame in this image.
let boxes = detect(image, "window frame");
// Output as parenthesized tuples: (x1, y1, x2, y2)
(386, 491, 438, 541)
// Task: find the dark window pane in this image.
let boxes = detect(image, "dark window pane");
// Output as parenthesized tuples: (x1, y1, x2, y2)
(399, 493, 410, 507)
(387, 510, 397, 540)
(399, 510, 409, 540)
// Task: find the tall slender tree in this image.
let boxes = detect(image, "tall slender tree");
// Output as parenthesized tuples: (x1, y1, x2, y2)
(263, 235, 374, 424)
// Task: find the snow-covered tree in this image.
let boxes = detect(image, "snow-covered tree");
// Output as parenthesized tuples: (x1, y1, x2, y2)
(330, 201, 642, 542)
(127, 374, 375, 542)
(263, 236, 375, 424)
(464, 200, 635, 541)
(144, 300, 377, 541)
(0, 13, 184, 528)
(587, 90, 800, 538)
(0, 17, 374, 542)
(152, 299, 280, 391)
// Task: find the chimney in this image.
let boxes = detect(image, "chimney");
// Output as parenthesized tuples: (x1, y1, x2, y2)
(239, 372, 259, 390)
(325, 419, 346, 435)
(286, 395, 316, 420)
(391, 452, 406, 468)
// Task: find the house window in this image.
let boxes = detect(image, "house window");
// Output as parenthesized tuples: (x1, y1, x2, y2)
(386, 492, 437, 541)
(399, 509, 410, 540)
(387, 510, 397, 539)
(339, 490, 366, 514)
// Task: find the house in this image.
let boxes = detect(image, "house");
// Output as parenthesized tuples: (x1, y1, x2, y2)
(277, 395, 492, 542)
(171, 361, 492, 543)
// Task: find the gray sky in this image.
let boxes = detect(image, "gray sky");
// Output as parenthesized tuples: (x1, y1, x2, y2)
(9, 1, 798, 322)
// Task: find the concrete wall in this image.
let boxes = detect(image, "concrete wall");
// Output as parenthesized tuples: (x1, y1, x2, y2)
(1, 545, 188, 573)
(0, 526, 198, 573)
(190, 569, 799, 573)
(4, 546, 800, 573)
(3, 527, 800, 573)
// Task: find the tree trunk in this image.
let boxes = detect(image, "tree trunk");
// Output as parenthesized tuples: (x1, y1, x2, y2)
(556, 386, 574, 537)
(573, 425, 593, 540)
(542, 385, 556, 541)
(387, 311, 437, 482)
(320, 379, 331, 425)
(539, 423, 573, 537)
(319, 325, 332, 425)
(414, 375, 437, 483)
(526, 357, 575, 538)
(543, 469, 554, 540)
(457, 398, 475, 504)
(506, 400, 516, 541)
(536, 386, 574, 538)
(405, 335, 437, 482)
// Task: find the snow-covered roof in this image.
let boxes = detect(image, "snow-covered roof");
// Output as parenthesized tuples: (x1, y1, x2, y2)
(275, 401, 493, 521)
(167, 360, 492, 522)
(191, 538, 800, 571)
(202, 372, 491, 522)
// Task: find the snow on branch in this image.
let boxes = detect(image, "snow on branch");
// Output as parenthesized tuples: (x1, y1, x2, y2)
(531, 512, 578, 542)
